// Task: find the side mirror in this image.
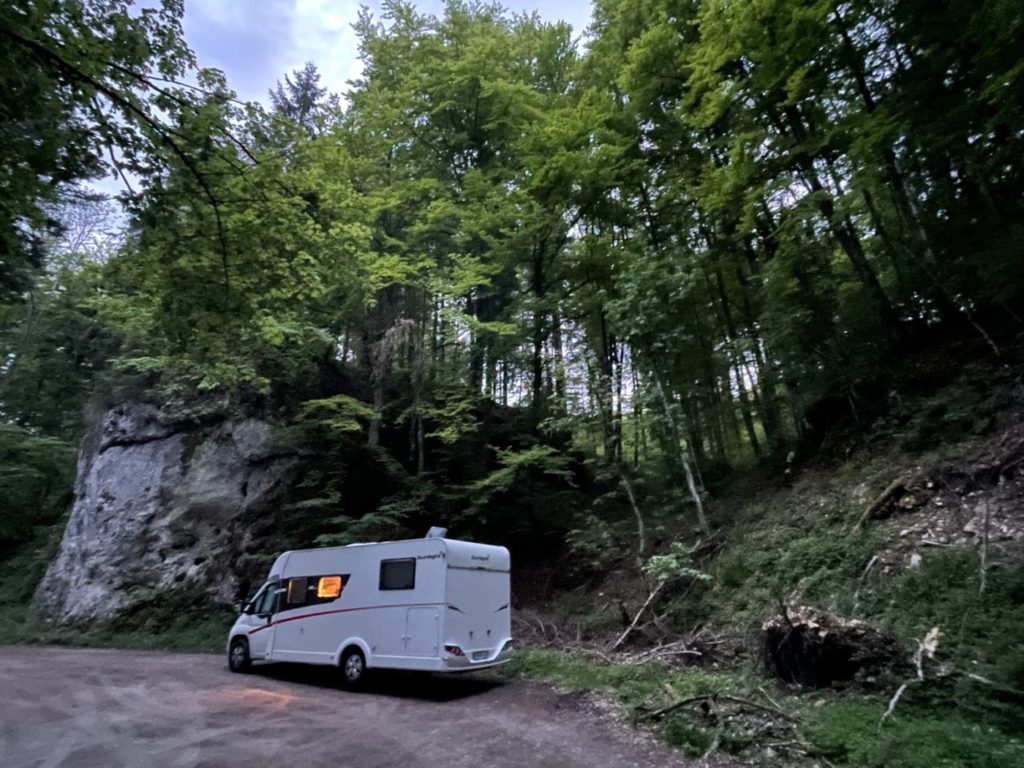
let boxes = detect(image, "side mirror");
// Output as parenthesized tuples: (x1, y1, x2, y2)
(233, 602, 243, 615)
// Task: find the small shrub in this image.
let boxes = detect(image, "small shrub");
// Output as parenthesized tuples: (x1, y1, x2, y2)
(663, 715, 712, 756)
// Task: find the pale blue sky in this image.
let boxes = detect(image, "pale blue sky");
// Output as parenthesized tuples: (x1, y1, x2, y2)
(182, 0, 595, 103)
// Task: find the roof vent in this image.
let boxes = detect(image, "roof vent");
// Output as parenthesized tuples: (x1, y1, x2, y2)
(425, 526, 447, 539)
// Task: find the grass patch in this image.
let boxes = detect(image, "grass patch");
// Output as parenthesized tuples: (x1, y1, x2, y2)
(508, 647, 734, 701)
(1, 590, 233, 654)
(507, 648, 751, 756)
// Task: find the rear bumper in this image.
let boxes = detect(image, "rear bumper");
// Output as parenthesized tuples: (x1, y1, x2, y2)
(440, 640, 514, 672)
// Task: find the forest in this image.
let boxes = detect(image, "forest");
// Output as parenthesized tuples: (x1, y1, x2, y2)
(1, 1, 1023, 766)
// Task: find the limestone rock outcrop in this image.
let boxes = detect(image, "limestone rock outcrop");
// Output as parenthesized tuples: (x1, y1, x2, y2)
(34, 402, 299, 621)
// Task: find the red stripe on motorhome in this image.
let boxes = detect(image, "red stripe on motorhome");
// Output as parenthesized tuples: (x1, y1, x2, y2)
(247, 602, 444, 635)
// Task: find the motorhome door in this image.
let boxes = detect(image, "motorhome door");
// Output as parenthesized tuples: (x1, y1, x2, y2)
(405, 607, 440, 656)
(245, 580, 280, 659)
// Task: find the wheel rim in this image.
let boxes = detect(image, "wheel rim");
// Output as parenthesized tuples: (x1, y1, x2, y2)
(345, 654, 363, 680)
(231, 644, 246, 668)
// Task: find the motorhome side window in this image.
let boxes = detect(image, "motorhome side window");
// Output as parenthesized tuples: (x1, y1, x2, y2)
(379, 558, 416, 590)
(286, 577, 308, 606)
(280, 575, 347, 609)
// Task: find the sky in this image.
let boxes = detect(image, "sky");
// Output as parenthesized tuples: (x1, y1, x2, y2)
(181, 0, 595, 104)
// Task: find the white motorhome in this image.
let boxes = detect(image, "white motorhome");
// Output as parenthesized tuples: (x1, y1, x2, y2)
(226, 534, 513, 685)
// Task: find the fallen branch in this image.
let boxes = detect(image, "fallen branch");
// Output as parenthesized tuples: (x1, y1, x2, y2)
(880, 627, 941, 728)
(852, 477, 908, 532)
(644, 693, 799, 723)
(630, 638, 704, 663)
(860, 554, 880, 580)
(758, 686, 785, 712)
(718, 695, 800, 722)
(880, 682, 910, 724)
(643, 694, 710, 720)
(611, 579, 667, 650)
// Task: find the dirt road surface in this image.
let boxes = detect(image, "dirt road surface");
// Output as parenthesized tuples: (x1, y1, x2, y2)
(0, 646, 695, 768)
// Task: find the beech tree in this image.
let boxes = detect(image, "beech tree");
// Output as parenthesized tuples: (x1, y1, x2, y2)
(2, 0, 1022, 539)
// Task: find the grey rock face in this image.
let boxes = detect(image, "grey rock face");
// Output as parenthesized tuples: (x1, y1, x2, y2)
(34, 403, 299, 621)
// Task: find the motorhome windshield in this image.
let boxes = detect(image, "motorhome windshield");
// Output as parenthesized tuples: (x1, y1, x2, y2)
(246, 582, 282, 615)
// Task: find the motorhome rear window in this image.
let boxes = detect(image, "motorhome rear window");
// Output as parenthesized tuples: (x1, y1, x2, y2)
(379, 558, 416, 590)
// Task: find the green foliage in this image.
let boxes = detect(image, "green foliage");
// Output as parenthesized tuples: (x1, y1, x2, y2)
(0, 519, 67, 610)
(857, 551, 1024, 688)
(712, 518, 876, 618)
(565, 515, 619, 573)
(0, 227, 122, 440)
(0, 0, 193, 300)
(467, 445, 574, 509)
(99, 590, 235, 652)
(802, 702, 1024, 768)
(313, 510, 407, 547)
(423, 386, 483, 446)
(643, 542, 713, 585)
(0, 589, 233, 653)
(2, 13, 1023, 768)
(662, 717, 713, 757)
(296, 395, 375, 438)
(0, 427, 75, 547)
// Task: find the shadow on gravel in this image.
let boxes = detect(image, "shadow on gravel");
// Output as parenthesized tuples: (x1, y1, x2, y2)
(251, 663, 505, 702)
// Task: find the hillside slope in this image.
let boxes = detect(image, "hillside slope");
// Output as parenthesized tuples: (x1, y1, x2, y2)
(511, 334, 1024, 766)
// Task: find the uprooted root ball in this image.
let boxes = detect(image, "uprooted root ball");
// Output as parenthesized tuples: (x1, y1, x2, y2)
(762, 606, 908, 687)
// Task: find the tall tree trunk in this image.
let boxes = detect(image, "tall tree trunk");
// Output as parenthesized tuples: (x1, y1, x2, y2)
(652, 369, 711, 536)
(779, 105, 898, 328)
(709, 262, 763, 459)
(632, 365, 645, 468)
(832, 8, 938, 267)
(613, 343, 624, 464)
(597, 311, 618, 464)
(740, 234, 788, 449)
(531, 244, 546, 418)
(551, 308, 566, 411)
(682, 394, 707, 464)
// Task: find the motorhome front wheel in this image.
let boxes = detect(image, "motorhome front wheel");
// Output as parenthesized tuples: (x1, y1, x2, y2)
(228, 638, 251, 673)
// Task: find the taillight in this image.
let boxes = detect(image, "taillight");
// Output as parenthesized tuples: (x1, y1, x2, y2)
(444, 644, 464, 656)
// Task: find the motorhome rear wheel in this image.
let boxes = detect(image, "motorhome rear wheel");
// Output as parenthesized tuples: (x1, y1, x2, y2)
(341, 647, 366, 686)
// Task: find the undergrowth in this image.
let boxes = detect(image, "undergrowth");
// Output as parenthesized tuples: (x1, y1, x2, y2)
(516, 419, 1024, 766)
(804, 701, 1024, 768)
(506, 648, 741, 756)
(509, 648, 1024, 766)
(0, 525, 232, 653)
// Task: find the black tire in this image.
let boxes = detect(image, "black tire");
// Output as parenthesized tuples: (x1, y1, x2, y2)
(340, 647, 366, 687)
(228, 638, 252, 673)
